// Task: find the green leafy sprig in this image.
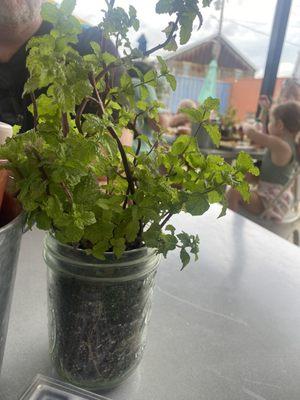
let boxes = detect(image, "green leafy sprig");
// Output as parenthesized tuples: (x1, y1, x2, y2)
(0, 0, 258, 268)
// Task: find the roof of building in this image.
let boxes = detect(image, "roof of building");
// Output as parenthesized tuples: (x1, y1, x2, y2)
(165, 34, 256, 73)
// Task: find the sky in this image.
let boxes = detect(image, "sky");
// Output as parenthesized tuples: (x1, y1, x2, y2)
(56, 0, 300, 78)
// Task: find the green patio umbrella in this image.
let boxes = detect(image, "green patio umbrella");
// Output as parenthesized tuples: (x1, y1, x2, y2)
(198, 59, 218, 104)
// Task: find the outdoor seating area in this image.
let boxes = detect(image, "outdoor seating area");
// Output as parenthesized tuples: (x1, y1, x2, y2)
(0, 1, 300, 400)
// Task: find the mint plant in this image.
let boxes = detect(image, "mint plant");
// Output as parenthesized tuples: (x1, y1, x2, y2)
(0, 0, 258, 268)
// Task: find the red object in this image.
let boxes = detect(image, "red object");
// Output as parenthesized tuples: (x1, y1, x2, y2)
(0, 190, 22, 228)
(0, 170, 9, 212)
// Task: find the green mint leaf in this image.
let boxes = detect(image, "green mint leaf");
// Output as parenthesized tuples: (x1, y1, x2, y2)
(35, 211, 52, 230)
(177, 231, 193, 246)
(236, 180, 251, 202)
(171, 135, 192, 156)
(202, 0, 213, 6)
(204, 97, 220, 111)
(111, 238, 126, 258)
(157, 55, 168, 74)
(129, 5, 140, 31)
(164, 37, 178, 52)
(180, 247, 190, 270)
(179, 107, 202, 123)
(56, 225, 83, 244)
(125, 219, 140, 242)
(185, 193, 210, 216)
(236, 152, 260, 176)
(218, 201, 227, 219)
(156, 0, 173, 14)
(41, 2, 59, 23)
(102, 51, 117, 65)
(12, 125, 21, 135)
(60, 0, 76, 15)
(144, 69, 157, 85)
(92, 241, 109, 260)
(165, 224, 176, 234)
(179, 13, 194, 45)
(203, 123, 221, 146)
(207, 190, 221, 203)
(166, 74, 177, 90)
(90, 41, 101, 56)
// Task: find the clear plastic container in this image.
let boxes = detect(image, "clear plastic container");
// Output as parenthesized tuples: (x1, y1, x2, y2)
(19, 374, 112, 399)
(44, 234, 160, 390)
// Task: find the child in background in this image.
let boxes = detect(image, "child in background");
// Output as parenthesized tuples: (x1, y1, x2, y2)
(227, 101, 300, 221)
(258, 78, 300, 133)
(168, 99, 197, 136)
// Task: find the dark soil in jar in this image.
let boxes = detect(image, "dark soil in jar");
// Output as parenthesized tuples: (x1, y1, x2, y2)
(48, 266, 157, 389)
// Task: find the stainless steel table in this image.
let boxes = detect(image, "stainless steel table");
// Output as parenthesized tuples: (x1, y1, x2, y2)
(201, 148, 266, 162)
(0, 206, 300, 400)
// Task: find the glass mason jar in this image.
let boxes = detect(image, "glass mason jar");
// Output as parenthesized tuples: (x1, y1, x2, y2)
(44, 234, 160, 390)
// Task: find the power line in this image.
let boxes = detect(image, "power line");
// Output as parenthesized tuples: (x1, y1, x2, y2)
(224, 18, 300, 48)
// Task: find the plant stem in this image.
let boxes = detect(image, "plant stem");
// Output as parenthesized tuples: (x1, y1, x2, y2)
(127, 120, 143, 166)
(62, 113, 69, 137)
(143, 16, 180, 57)
(131, 74, 163, 90)
(146, 132, 164, 159)
(30, 92, 38, 131)
(89, 73, 135, 195)
(75, 98, 89, 134)
(122, 186, 130, 209)
(160, 212, 173, 228)
(93, 14, 180, 83)
(60, 182, 73, 206)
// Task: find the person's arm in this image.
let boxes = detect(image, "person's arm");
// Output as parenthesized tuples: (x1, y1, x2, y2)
(245, 125, 293, 166)
(258, 95, 272, 134)
(120, 128, 133, 147)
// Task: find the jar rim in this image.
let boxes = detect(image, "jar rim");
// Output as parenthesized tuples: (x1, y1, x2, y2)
(45, 233, 159, 270)
(48, 231, 150, 256)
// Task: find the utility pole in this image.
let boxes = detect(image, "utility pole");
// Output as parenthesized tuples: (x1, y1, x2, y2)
(293, 51, 300, 81)
(258, 0, 292, 101)
(218, 0, 225, 37)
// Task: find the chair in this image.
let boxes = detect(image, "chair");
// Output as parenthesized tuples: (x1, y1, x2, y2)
(239, 164, 300, 246)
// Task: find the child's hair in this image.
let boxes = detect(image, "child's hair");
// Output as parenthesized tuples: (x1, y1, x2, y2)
(272, 101, 300, 134)
(177, 99, 197, 112)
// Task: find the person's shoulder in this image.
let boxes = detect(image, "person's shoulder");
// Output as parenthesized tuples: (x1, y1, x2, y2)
(78, 26, 100, 45)
(37, 20, 53, 36)
(77, 26, 118, 56)
(77, 26, 100, 55)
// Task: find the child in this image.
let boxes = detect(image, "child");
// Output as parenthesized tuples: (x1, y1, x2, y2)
(227, 101, 300, 221)
(169, 99, 197, 136)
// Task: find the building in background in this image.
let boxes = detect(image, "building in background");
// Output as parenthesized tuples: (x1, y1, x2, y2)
(227, 77, 286, 121)
(165, 34, 256, 81)
(163, 34, 257, 114)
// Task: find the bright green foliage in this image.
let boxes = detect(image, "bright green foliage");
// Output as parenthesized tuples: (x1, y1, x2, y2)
(180, 97, 221, 145)
(0, 0, 258, 269)
(156, 0, 207, 46)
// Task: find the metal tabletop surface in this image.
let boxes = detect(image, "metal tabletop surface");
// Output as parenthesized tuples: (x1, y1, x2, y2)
(0, 206, 299, 400)
(201, 148, 266, 162)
